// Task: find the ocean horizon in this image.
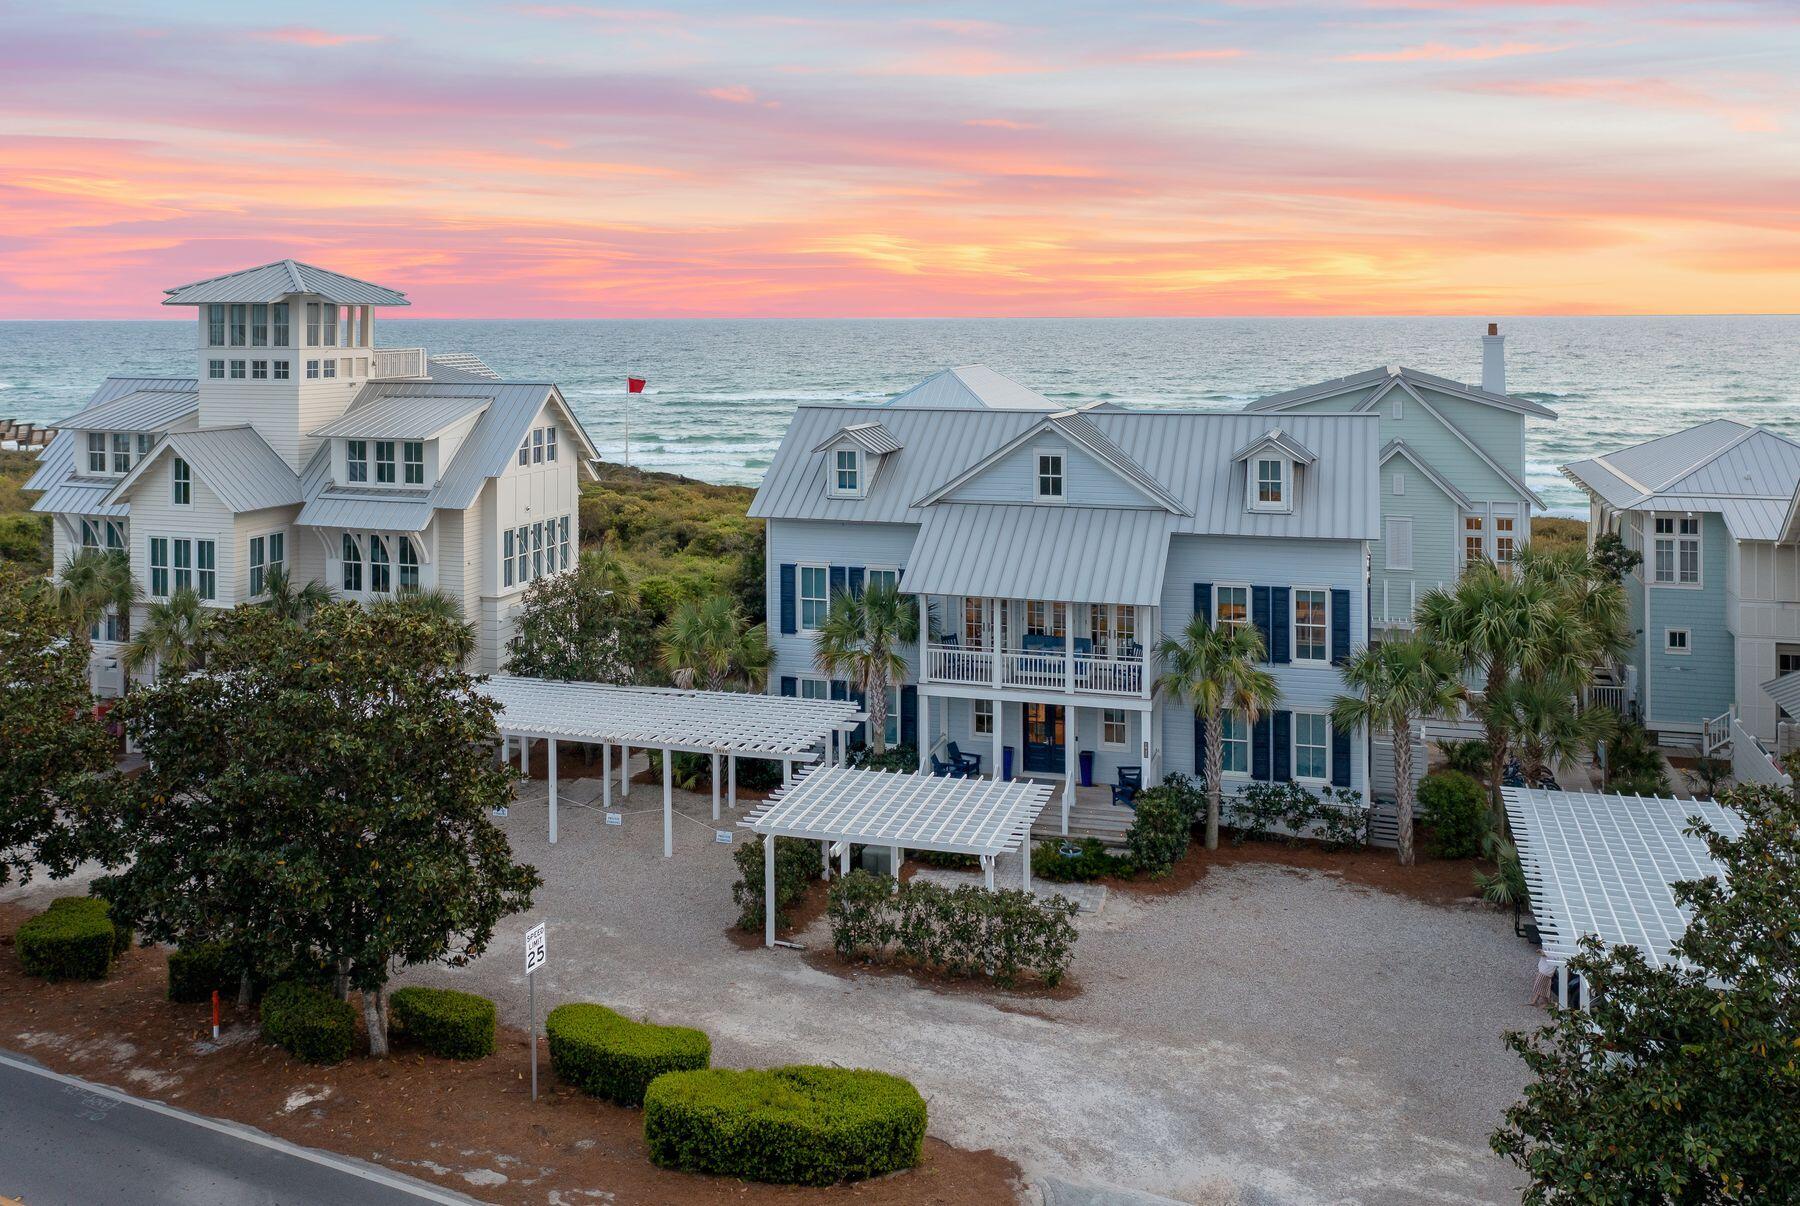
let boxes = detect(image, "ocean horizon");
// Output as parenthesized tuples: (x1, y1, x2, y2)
(5, 314, 1797, 516)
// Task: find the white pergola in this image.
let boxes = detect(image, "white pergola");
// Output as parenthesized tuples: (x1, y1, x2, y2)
(741, 766, 1054, 947)
(484, 676, 864, 857)
(1503, 787, 1743, 1007)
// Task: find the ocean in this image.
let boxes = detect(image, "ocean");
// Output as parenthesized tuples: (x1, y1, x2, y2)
(3, 315, 1796, 515)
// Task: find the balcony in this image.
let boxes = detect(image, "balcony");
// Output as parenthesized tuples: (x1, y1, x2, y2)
(371, 347, 429, 380)
(923, 641, 1150, 698)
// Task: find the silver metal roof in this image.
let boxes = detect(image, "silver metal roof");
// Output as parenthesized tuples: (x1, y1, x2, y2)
(751, 404, 1382, 542)
(1761, 670, 1800, 717)
(905, 504, 1171, 606)
(1563, 422, 1800, 535)
(308, 395, 490, 441)
(162, 260, 409, 306)
(108, 427, 300, 514)
(1504, 787, 1741, 969)
(882, 365, 1056, 411)
(1248, 363, 1557, 419)
(811, 421, 902, 456)
(295, 491, 436, 533)
(426, 353, 502, 382)
(745, 765, 1052, 857)
(1232, 428, 1317, 466)
(28, 377, 199, 517)
(58, 387, 199, 434)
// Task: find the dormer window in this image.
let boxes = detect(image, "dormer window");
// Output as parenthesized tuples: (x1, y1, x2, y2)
(1036, 450, 1065, 500)
(830, 448, 862, 497)
(87, 432, 106, 474)
(404, 441, 425, 485)
(375, 440, 396, 484)
(1256, 458, 1285, 508)
(347, 440, 368, 484)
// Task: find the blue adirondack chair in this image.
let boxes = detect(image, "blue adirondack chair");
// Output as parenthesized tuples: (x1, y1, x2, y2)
(945, 741, 982, 775)
(930, 753, 964, 778)
(1113, 766, 1144, 808)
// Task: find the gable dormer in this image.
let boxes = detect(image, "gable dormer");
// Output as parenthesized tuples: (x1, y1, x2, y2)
(1231, 428, 1316, 515)
(812, 422, 901, 500)
(917, 409, 1188, 514)
(309, 394, 491, 490)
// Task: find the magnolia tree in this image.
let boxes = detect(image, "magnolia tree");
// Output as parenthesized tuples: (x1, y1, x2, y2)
(100, 602, 539, 1055)
(0, 571, 114, 886)
(1492, 782, 1800, 1200)
(507, 549, 656, 683)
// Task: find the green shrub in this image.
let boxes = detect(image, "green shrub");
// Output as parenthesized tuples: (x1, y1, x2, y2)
(1606, 771, 1675, 800)
(1437, 738, 1491, 781)
(1031, 837, 1126, 882)
(732, 835, 822, 932)
(168, 943, 239, 1003)
(16, 897, 118, 981)
(1604, 722, 1670, 794)
(826, 870, 1078, 988)
(911, 849, 980, 871)
(390, 986, 496, 1060)
(644, 1065, 926, 1186)
(1125, 773, 1204, 877)
(260, 982, 357, 1065)
(1419, 771, 1489, 859)
(1226, 782, 1370, 851)
(546, 1003, 710, 1107)
(847, 744, 918, 772)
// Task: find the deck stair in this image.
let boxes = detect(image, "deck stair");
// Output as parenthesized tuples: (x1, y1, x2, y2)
(1030, 794, 1137, 848)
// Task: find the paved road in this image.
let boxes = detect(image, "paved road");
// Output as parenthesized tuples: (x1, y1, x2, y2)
(0, 1051, 479, 1206)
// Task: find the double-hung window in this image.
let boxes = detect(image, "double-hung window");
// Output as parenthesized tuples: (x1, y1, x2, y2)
(172, 458, 191, 505)
(112, 433, 131, 474)
(375, 441, 396, 484)
(1653, 516, 1701, 584)
(195, 540, 216, 601)
(1214, 584, 1249, 633)
(399, 537, 419, 592)
(545, 427, 557, 462)
(86, 432, 106, 473)
(1219, 708, 1250, 776)
(1102, 709, 1128, 749)
(1293, 712, 1330, 782)
(559, 516, 571, 569)
(532, 428, 545, 464)
(798, 565, 829, 630)
(341, 534, 362, 592)
(149, 538, 170, 597)
(531, 522, 544, 579)
(346, 440, 368, 484)
(1256, 458, 1284, 507)
(368, 536, 390, 593)
(251, 304, 268, 346)
(403, 441, 424, 485)
(833, 448, 860, 495)
(207, 305, 226, 345)
(306, 303, 321, 346)
(1293, 589, 1328, 662)
(1036, 451, 1064, 500)
(172, 538, 193, 594)
(503, 530, 516, 587)
(229, 305, 246, 346)
(866, 567, 898, 594)
(974, 698, 994, 735)
(249, 534, 269, 596)
(272, 302, 289, 346)
(515, 525, 529, 584)
(883, 685, 901, 748)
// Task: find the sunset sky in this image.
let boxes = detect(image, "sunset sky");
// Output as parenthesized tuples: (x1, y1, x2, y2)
(1, 1, 1796, 319)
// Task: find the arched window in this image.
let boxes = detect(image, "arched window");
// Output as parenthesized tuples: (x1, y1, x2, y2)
(341, 534, 362, 592)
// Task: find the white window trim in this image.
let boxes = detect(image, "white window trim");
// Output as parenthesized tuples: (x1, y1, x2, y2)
(1290, 586, 1331, 666)
(864, 565, 899, 595)
(1034, 447, 1066, 503)
(797, 675, 832, 701)
(1664, 627, 1691, 655)
(1649, 513, 1704, 590)
(1213, 582, 1251, 632)
(1248, 455, 1292, 513)
(1291, 711, 1331, 785)
(247, 528, 285, 599)
(1218, 707, 1252, 781)
(797, 562, 829, 632)
(171, 458, 192, 507)
(827, 446, 864, 499)
(1100, 708, 1129, 751)
(972, 697, 995, 736)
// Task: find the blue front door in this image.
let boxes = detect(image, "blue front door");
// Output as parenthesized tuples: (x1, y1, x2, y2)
(1023, 703, 1065, 774)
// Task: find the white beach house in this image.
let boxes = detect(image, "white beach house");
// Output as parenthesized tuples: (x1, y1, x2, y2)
(25, 260, 601, 689)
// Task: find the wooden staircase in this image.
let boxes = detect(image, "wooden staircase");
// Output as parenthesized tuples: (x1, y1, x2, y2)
(1030, 794, 1137, 848)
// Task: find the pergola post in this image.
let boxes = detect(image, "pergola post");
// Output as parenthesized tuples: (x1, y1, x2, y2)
(1021, 842, 1032, 891)
(519, 735, 529, 777)
(620, 745, 630, 797)
(982, 855, 995, 891)
(839, 840, 852, 877)
(711, 752, 721, 821)
(891, 846, 902, 882)
(602, 742, 612, 808)
(660, 746, 674, 858)
(821, 840, 831, 880)
(764, 832, 776, 948)
(548, 737, 559, 844)
(728, 754, 738, 809)
(498, 735, 508, 766)
(782, 758, 793, 786)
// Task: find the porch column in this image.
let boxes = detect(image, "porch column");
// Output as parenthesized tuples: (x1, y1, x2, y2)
(891, 846, 903, 883)
(602, 742, 613, 808)
(989, 598, 1002, 689)
(498, 735, 508, 766)
(711, 752, 721, 821)
(548, 738, 559, 844)
(992, 698, 1005, 781)
(1063, 711, 1075, 835)
(519, 736, 529, 777)
(782, 758, 793, 786)
(661, 746, 673, 858)
(728, 754, 738, 809)
(821, 840, 831, 880)
(918, 691, 930, 772)
(1064, 604, 1075, 694)
(764, 832, 777, 947)
(1022, 837, 1032, 891)
(1141, 707, 1158, 787)
(839, 841, 852, 876)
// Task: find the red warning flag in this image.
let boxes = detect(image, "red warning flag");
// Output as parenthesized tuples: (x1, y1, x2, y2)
(627, 377, 647, 393)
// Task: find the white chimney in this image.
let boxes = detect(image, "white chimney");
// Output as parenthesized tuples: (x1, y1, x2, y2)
(1482, 322, 1506, 394)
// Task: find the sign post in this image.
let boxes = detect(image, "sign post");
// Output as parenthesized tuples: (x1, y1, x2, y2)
(524, 922, 547, 1101)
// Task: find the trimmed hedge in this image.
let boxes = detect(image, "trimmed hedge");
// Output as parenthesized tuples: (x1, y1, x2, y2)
(260, 982, 357, 1065)
(546, 1003, 710, 1107)
(16, 897, 123, 981)
(644, 1065, 926, 1186)
(828, 870, 1079, 988)
(168, 943, 238, 1003)
(390, 986, 496, 1060)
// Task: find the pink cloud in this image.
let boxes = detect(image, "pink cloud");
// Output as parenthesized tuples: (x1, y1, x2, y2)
(1338, 41, 1570, 62)
(249, 26, 381, 47)
(703, 85, 758, 104)
(965, 118, 1041, 130)
(868, 48, 1056, 77)
(1474, 77, 1782, 133)
(1130, 48, 1247, 63)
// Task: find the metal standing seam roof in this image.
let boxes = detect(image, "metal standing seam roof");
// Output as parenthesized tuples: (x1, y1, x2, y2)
(1563, 422, 1800, 538)
(1247, 363, 1558, 420)
(1231, 428, 1317, 466)
(1759, 670, 1800, 716)
(482, 676, 864, 758)
(296, 492, 438, 533)
(750, 405, 1382, 542)
(905, 504, 1172, 606)
(882, 365, 1057, 410)
(107, 427, 301, 514)
(161, 260, 410, 306)
(427, 353, 503, 381)
(811, 422, 902, 456)
(57, 388, 200, 433)
(27, 377, 200, 517)
(308, 395, 491, 441)
(743, 765, 1054, 857)
(1503, 787, 1743, 969)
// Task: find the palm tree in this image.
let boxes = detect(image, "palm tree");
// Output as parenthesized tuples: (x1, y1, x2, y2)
(1156, 616, 1279, 851)
(1331, 633, 1467, 865)
(51, 548, 137, 639)
(811, 582, 918, 754)
(261, 565, 334, 626)
(369, 589, 478, 666)
(123, 587, 211, 677)
(660, 594, 773, 692)
(1482, 674, 1614, 787)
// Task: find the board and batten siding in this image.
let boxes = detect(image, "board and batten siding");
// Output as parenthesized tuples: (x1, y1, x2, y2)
(766, 518, 920, 691)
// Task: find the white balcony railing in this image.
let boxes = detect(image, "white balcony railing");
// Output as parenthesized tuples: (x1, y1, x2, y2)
(923, 643, 1147, 697)
(372, 347, 428, 380)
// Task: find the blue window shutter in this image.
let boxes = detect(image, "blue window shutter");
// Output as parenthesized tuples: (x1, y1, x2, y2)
(1330, 589, 1351, 665)
(1252, 586, 1272, 660)
(1271, 588, 1290, 664)
(1194, 582, 1212, 629)
(779, 564, 796, 635)
(1252, 713, 1271, 781)
(1332, 722, 1352, 787)
(829, 565, 847, 602)
(900, 685, 918, 747)
(1193, 713, 1207, 779)
(780, 676, 797, 697)
(1272, 710, 1291, 782)
(848, 566, 866, 598)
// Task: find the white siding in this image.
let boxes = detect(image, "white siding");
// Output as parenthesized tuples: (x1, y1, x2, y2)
(126, 454, 236, 609)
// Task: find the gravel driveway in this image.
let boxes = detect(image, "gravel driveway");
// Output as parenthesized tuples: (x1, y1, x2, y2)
(396, 770, 1534, 1205)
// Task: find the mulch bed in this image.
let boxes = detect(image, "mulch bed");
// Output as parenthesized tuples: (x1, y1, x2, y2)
(0, 902, 1022, 1205)
(1109, 837, 1488, 908)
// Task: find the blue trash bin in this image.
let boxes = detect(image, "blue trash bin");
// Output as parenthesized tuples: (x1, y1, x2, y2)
(1002, 746, 1014, 781)
(1078, 750, 1095, 787)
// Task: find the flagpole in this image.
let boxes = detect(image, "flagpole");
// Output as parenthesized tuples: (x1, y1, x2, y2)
(623, 388, 631, 468)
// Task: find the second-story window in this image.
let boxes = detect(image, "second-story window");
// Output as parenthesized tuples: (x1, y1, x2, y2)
(208, 359, 225, 379)
(799, 565, 828, 630)
(306, 303, 321, 346)
(171, 458, 191, 505)
(1653, 515, 1700, 584)
(229, 305, 246, 346)
(375, 441, 396, 484)
(833, 448, 860, 495)
(112, 433, 131, 474)
(322, 305, 338, 347)
(208, 305, 226, 345)
(1293, 589, 1328, 662)
(346, 440, 368, 483)
(518, 436, 530, 467)
(403, 441, 424, 485)
(87, 432, 106, 473)
(532, 428, 545, 464)
(1256, 458, 1285, 507)
(272, 302, 289, 347)
(545, 426, 557, 462)
(251, 304, 268, 346)
(229, 360, 246, 379)
(1036, 451, 1064, 500)
(252, 360, 268, 380)
(1214, 585, 1249, 633)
